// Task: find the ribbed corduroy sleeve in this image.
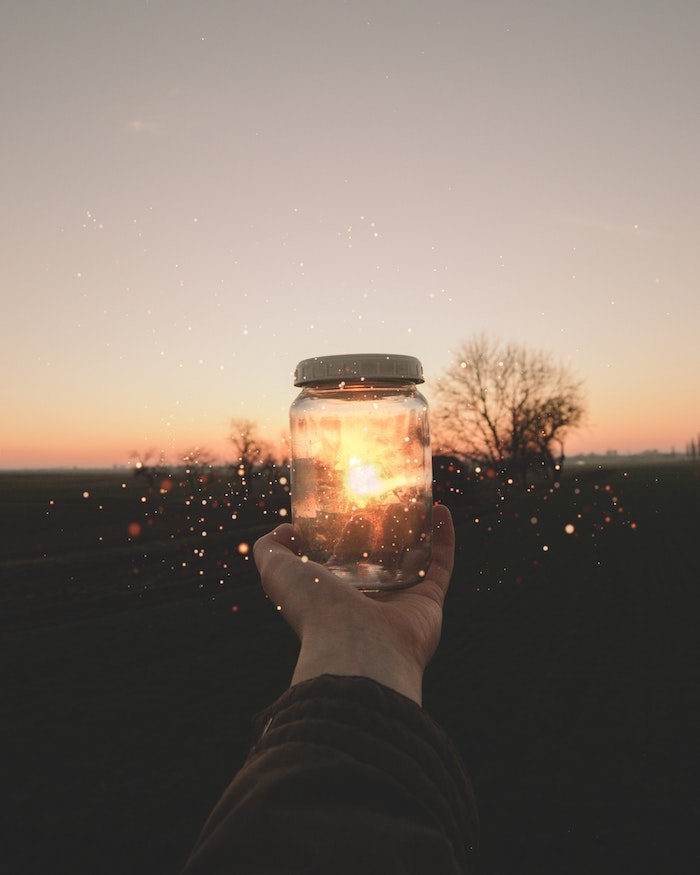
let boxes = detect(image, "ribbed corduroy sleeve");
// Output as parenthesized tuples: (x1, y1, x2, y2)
(180, 675, 479, 874)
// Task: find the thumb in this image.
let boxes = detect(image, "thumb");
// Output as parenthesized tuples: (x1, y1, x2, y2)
(253, 524, 364, 636)
(253, 524, 304, 601)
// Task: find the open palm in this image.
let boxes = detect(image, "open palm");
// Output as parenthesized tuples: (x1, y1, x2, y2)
(253, 504, 455, 704)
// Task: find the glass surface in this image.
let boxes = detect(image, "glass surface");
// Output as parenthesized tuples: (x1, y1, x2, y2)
(290, 384, 432, 590)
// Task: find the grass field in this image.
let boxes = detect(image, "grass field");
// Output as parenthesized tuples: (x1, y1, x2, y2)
(2, 463, 699, 874)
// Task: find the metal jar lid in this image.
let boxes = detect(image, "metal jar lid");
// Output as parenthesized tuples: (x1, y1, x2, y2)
(294, 353, 424, 386)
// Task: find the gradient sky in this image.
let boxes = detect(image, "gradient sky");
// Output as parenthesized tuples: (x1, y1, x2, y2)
(3, 0, 699, 468)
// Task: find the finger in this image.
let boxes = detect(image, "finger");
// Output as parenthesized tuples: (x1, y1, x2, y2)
(254, 523, 302, 559)
(422, 504, 455, 599)
(252, 525, 303, 597)
(431, 504, 455, 571)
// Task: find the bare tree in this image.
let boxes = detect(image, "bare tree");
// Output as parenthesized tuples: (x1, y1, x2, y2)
(180, 446, 217, 494)
(229, 418, 266, 474)
(432, 335, 586, 484)
(129, 448, 166, 488)
(228, 418, 292, 514)
(228, 418, 267, 502)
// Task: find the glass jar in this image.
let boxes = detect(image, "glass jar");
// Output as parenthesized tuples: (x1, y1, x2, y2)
(290, 353, 432, 590)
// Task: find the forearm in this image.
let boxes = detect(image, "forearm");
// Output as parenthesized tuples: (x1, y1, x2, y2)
(180, 675, 479, 875)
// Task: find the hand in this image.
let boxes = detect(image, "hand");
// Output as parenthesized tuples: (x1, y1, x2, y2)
(252, 504, 455, 705)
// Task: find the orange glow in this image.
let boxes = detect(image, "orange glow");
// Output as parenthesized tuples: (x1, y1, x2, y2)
(311, 419, 424, 508)
(1, 368, 697, 469)
(3, 4, 699, 478)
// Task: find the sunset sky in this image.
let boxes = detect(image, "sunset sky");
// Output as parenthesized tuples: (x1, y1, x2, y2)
(2, 0, 699, 469)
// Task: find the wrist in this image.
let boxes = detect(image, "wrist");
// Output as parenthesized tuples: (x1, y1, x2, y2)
(291, 631, 424, 705)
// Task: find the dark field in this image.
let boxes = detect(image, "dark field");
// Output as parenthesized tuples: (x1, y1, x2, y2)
(2, 463, 699, 874)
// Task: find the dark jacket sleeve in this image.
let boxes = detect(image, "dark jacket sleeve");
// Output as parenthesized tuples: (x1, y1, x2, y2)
(180, 674, 479, 874)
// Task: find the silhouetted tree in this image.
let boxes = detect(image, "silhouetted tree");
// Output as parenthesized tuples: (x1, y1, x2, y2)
(180, 446, 217, 494)
(229, 419, 265, 469)
(432, 335, 586, 485)
(229, 418, 269, 501)
(129, 448, 166, 488)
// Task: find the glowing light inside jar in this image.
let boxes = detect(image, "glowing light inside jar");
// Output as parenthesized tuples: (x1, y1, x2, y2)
(347, 457, 381, 497)
(336, 423, 414, 506)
